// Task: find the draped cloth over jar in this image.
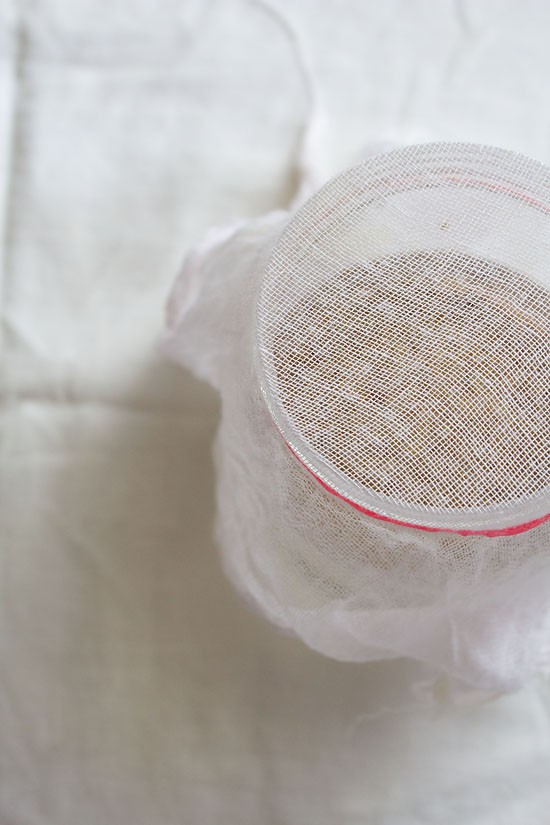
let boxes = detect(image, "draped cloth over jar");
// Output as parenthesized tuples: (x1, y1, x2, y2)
(163, 143, 550, 693)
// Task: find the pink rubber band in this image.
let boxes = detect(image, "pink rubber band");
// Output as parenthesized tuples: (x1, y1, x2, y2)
(287, 444, 550, 537)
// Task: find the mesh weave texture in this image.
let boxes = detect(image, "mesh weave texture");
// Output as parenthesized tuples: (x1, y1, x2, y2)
(164, 144, 550, 691)
(257, 143, 550, 533)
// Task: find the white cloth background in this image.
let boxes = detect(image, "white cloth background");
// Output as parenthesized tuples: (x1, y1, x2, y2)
(1, 1, 550, 822)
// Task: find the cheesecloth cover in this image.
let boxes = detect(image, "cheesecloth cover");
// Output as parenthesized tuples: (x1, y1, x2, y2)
(163, 143, 550, 692)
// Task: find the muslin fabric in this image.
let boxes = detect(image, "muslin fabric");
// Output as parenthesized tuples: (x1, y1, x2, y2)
(4, 1, 550, 822)
(163, 145, 550, 690)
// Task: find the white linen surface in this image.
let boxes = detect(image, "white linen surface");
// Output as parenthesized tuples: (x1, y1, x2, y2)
(1, 1, 550, 822)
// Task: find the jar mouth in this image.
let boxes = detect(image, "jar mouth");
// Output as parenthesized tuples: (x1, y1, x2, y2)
(255, 142, 550, 534)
